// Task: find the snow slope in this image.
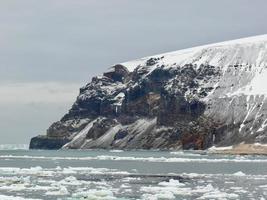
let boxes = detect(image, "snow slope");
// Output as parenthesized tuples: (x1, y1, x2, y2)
(121, 34, 267, 73)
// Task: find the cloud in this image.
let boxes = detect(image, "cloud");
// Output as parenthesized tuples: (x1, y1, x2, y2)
(0, 82, 80, 104)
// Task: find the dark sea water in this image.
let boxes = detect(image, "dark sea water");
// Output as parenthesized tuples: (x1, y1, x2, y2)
(0, 147, 266, 199)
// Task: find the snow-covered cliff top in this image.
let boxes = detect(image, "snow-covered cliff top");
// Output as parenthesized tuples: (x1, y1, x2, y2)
(120, 34, 267, 72)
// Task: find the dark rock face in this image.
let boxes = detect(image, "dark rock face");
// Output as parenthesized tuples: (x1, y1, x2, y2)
(30, 48, 267, 150)
(86, 118, 117, 140)
(103, 64, 129, 82)
(114, 130, 128, 140)
(29, 136, 70, 150)
(30, 63, 222, 150)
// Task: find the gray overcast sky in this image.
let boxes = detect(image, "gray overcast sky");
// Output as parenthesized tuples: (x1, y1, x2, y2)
(1, 0, 267, 144)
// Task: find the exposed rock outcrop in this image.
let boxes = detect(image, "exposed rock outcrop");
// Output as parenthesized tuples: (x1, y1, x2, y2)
(30, 35, 267, 150)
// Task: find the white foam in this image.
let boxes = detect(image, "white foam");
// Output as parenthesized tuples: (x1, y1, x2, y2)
(0, 144, 28, 150)
(1, 154, 267, 163)
(0, 195, 41, 200)
(0, 166, 55, 176)
(169, 151, 202, 156)
(109, 150, 124, 153)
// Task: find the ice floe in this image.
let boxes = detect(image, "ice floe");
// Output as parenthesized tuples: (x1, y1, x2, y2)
(0, 150, 266, 199)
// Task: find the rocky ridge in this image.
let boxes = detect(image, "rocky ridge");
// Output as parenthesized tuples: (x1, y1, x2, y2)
(30, 34, 267, 150)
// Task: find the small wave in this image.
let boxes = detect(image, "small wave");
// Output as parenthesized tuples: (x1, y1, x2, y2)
(0, 194, 40, 200)
(0, 166, 130, 176)
(169, 151, 204, 157)
(109, 150, 124, 153)
(0, 144, 28, 150)
(0, 154, 267, 163)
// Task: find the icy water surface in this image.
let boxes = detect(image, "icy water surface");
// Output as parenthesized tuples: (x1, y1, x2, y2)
(0, 148, 266, 199)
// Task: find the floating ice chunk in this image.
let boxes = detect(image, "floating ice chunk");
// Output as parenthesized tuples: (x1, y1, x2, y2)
(72, 189, 116, 200)
(45, 185, 69, 196)
(0, 166, 55, 176)
(158, 179, 185, 187)
(259, 185, 267, 188)
(59, 176, 83, 186)
(121, 177, 141, 182)
(233, 171, 246, 176)
(197, 191, 239, 199)
(120, 184, 130, 188)
(142, 191, 175, 200)
(230, 187, 248, 194)
(37, 178, 56, 184)
(0, 184, 27, 192)
(193, 184, 215, 193)
(141, 178, 193, 199)
(62, 168, 77, 174)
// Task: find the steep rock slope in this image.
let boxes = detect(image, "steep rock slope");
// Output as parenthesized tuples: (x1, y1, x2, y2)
(30, 35, 267, 150)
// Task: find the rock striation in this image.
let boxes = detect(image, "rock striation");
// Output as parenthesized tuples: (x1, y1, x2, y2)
(30, 35, 267, 150)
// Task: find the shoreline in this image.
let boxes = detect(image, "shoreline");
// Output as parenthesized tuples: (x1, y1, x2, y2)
(209, 143, 267, 156)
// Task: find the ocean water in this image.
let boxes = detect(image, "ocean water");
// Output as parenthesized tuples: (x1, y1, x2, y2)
(0, 146, 266, 199)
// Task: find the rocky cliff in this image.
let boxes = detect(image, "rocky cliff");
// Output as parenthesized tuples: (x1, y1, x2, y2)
(30, 35, 267, 150)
